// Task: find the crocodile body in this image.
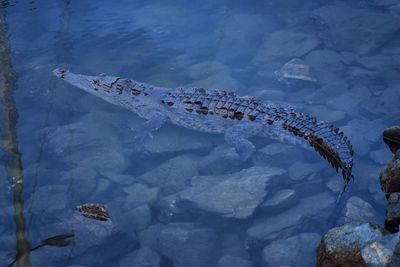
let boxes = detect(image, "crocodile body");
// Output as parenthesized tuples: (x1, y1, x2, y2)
(53, 68, 354, 184)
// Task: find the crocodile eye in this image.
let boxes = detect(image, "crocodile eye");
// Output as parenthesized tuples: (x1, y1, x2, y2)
(91, 79, 100, 91)
(131, 88, 141, 96)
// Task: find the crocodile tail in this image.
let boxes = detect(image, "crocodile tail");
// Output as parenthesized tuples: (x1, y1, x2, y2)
(278, 111, 354, 184)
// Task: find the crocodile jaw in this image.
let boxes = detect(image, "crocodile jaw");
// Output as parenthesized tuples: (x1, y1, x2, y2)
(53, 68, 97, 93)
(52, 68, 125, 107)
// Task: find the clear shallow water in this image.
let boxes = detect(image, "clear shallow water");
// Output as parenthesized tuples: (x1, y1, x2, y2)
(0, 0, 399, 266)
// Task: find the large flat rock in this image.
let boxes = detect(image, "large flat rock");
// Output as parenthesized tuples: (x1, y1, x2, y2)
(177, 166, 286, 219)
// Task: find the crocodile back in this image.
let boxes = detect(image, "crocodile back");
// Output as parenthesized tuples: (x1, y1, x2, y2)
(161, 87, 354, 184)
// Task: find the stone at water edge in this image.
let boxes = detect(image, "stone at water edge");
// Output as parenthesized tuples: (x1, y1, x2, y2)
(385, 193, 400, 233)
(316, 222, 386, 267)
(361, 232, 400, 267)
(380, 152, 400, 198)
(383, 126, 400, 154)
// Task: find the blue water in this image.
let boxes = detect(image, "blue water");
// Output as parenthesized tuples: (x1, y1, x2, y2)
(1, 0, 399, 266)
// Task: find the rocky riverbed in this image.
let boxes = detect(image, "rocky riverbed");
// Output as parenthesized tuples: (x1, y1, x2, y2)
(1, 0, 399, 266)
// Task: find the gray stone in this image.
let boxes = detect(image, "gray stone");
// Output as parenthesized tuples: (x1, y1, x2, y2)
(119, 247, 161, 267)
(343, 197, 378, 224)
(288, 161, 325, 181)
(256, 30, 320, 60)
(99, 171, 135, 186)
(217, 255, 254, 267)
(46, 112, 129, 172)
(260, 189, 296, 214)
(326, 175, 344, 194)
(215, 14, 265, 65)
(258, 143, 294, 156)
(341, 119, 385, 156)
(178, 166, 286, 219)
(138, 154, 199, 195)
(221, 233, 249, 259)
(123, 183, 159, 208)
(158, 225, 221, 267)
(263, 233, 321, 267)
(275, 58, 317, 84)
(316, 222, 385, 267)
(385, 193, 400, 233)
(60, 167, 97, 201)
(198, 145, 241, 175)
(303, 105, 346, 123)
(138, 223, 166, 250)
(186, 60, 243, 91)
(143, 126, 213, 154)
(108, 199, 152, 233)
(40, 213, 138, 263)
(370, 147, 393, 165)
(362, 232, 400, 267)
(367, 0, 399, 7)
(247, 192, 334, 246)
(304, 49, 346, 84)
(28, 185, 69, 215)
(312, 5, 400, 55)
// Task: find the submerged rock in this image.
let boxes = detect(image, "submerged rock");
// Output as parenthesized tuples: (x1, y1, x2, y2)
(317, 222, 386, 267)
(383, 126, 400, 154)
(263, 232, 321, 267)
(312, 5, 400, 55)
(385, 193, 400, 233)
(138, 154, 199, 195)
(119, 247, 161, 267)
(158, 225, 221, 267)
(259, 189, 296, 214)
(247, 192, 334, 246)
(221, 233, 249, 259)
(275, 58, 317, 83)
(343, 197, 378, 224)
(304, 49, 346, 85)
(177, 166, 286, 219)
(217, 255, 254, 267)
(143, 126, 213, 154)
(198, 145, 241, 175)
(256, 30, 320, 60)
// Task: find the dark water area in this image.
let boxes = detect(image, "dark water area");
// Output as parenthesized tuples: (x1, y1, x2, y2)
(0, 0, 399, 266)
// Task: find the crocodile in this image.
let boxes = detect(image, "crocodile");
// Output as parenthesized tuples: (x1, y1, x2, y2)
(52, 68, 354, 186)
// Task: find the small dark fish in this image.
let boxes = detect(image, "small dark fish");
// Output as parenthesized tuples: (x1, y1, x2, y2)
(77, 203, 110, 221)
(40, 233, 74, 247)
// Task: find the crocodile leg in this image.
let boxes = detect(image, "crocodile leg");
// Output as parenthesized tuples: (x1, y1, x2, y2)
(225, 122, 263, 161)
(131, 113, 168, 143)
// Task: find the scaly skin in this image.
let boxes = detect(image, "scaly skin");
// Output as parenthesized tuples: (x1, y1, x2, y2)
(53, 68, 354, 185)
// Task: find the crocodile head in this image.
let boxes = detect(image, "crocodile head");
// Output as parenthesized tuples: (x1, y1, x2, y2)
(53, 68, 144, 107)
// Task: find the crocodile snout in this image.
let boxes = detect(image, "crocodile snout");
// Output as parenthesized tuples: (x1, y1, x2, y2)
(53, 68, 68, 79)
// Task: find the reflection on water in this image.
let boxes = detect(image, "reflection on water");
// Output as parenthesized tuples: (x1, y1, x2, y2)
(0, 0, 399, 266)
(0, 10, 32, 267)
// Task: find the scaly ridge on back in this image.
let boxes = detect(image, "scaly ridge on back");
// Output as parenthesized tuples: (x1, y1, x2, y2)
(161, 87, 354, 184)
